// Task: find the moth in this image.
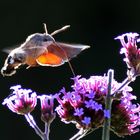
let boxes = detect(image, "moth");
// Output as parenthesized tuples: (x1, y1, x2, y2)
(1, 24, 90, 76)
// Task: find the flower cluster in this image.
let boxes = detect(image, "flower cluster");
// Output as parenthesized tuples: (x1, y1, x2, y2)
(2, 85, 56, 123)
(56, 75, 140, 137)
(2, 85, 57, 140)
(2, 85, 37, 115)
(115, 33, 140, 76)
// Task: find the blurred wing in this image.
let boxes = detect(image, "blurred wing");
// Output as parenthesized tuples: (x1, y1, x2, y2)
(36, 42, 90, 66)
(2, 44, 21, 54)
(54, 42, 90, 59)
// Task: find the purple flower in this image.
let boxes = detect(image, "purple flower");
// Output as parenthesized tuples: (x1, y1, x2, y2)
(93, 102, 102, 111)
(85, 91, 95, 99)
(85, 99, 102, 111)
(2, 85, 37, 115)
(85, 99, 95, 109)
(74, 108, 84, 116)
(104, 109, 110, 118)
(56, 75, 140, 136)
(82, 117, 91, 125)
(115, 33, 140, 76)
(38, 94, 56, 123)
(62, 92, 73, 100)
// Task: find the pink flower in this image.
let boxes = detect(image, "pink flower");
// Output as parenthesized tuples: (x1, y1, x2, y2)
(38, 95, 56, 123)
(115, 33, 140, 76)
(3, 85, 37, 115)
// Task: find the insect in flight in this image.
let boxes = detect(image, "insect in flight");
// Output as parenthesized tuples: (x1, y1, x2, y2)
(1, 24, 90, 76)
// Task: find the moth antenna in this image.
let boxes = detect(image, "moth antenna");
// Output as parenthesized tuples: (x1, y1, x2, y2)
(43, 23, 48, 35)
(51, 25, 70, 36)
(55, 43, 76, 77)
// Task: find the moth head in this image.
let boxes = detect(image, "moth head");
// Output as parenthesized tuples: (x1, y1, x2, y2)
(25, 33, 55, 46)
(1, 48, 26, 76)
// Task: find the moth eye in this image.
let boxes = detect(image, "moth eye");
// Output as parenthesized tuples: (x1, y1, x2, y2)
(43, 35, 55, 42)
(15, 53, 26, 62)
(7, 56, 14, 64)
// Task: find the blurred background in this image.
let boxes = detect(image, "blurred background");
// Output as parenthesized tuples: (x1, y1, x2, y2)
(0, 0, 140, 140)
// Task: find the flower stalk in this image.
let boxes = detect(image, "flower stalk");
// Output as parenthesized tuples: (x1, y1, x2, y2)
(69, 128, 91, 140)
(113, 74, 136, 96)
(25, 113, 45, 140)
(25, 113, 51, 140)
(45, 122, 51, 140)
(102, 70, 113, 140)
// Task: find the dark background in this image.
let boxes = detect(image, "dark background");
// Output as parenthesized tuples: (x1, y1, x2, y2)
(0, 0, 140, 140)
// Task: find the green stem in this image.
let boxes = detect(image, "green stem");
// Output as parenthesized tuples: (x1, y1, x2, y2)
(102, 69, 113, 140)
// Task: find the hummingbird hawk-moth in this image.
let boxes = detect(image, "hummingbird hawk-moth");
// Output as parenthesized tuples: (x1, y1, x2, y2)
(1, 24, 90, 76)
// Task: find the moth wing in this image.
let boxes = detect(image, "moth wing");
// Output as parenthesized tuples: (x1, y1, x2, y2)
(53, 42, 90, 59)
(2, 44, 21, 54)
(36, 42, 90, 66)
